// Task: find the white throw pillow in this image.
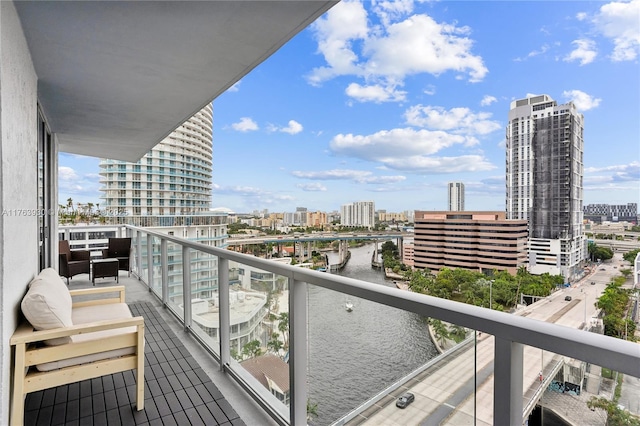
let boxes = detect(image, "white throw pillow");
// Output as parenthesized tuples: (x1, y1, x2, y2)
(21, 268, 73, 345)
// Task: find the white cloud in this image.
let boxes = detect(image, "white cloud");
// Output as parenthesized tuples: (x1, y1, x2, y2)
(423, 85, 436, 96)
(58, 166, 100, 198)
(363, 14, 488, 82)
(585, 161, 639, 182)
(308, 1, 487, 102)
(213, 185, 296, 207)
(576, 12, 588, 21)
(281, 120, 303, 135)
(327, 128, 496, 173)
(371, 0, 415, 27)
(231, 117, 259, 132)
(297, 183, 328, 192)
(480, 95, 497, 106)
(515, 44, 550, 62)
(307, 0, 369, 86)
(564, 39, 597, 65)
(404, 105, 501, 136)
(292, 169, 406, 184)
(562, 89, 602, 111)
(593, 0, 640, 61)
(226, 81, 241, 92)
(59, 166, 79, 181)
(293, 169, 372, 180)
(268, 120, 304, 135)
(383, 155, 495, 173)
(345, 83, 407, 103)
(331, 128, 468, 159)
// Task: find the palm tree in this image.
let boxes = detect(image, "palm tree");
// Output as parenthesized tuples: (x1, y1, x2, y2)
(277, 312, 289, 349)
(449, 325, 467, 343)
(66, 197, 74, 213)
(430, 319, 450, 348)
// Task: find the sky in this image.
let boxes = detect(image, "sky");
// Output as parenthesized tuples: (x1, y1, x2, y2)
(59, 0, 640, 215)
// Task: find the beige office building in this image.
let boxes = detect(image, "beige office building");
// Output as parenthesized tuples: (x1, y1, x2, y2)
(414, 211, 528, 274)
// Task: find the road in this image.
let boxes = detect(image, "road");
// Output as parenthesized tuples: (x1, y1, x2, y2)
(359, 254, 635, 426)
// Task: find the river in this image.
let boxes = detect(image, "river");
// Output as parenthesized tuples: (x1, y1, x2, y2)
(307, 243, 437, 425)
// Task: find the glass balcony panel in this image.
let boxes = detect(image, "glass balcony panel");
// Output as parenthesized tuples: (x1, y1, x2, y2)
(166, 241, 184, 319)
(189, 251, 221, 357)
(307, 284, 459, 425)
(520, 342, 640, 426)
(139, 234, 149, 280)
(224, 262, 286, 410)
(130, 232, 140, 275)
(149, 236, 162, 298)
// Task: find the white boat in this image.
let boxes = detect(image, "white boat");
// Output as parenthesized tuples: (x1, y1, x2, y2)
(345, 300, 354, 312)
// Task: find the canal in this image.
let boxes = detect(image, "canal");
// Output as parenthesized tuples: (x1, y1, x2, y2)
(307, 243, 438, 425)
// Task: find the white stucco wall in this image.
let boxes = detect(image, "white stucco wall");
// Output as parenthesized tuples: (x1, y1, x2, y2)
(0, 2, 39, 423)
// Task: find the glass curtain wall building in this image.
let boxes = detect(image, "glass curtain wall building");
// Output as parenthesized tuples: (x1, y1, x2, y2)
(506, 95, 586, 280)
(100, 104, 213, 217)
(98, 104, 229, 303)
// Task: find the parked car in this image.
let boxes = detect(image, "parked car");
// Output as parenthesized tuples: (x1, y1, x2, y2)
(396, 392, 415, 408)
(565, 296, 572, 301)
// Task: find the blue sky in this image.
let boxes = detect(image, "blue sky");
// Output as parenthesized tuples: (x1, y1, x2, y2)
(60, 0, 640, 215)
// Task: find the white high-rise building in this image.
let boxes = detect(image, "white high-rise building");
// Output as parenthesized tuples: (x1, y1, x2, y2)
(99, 104, 228, 302)
(448, 182, 465, 211)
(340, 201, 375, 228)
(100, 105, 213, 216)
(506, 94, 586, 280)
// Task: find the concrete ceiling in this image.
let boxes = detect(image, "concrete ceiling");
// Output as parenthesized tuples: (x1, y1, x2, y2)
(15, 1, 337, 162)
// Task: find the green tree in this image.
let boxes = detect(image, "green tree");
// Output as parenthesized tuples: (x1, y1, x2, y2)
(623, 248, 640, 264)
(430, 319, 450, 347)
(277, 312, 289, 349)
(241, 340, 263, 359)
(597, 281, 636, 339)
(589, 242, 614, 262)
(587, 396, 640, 425)
(449, 325, 467, 343)
(267, 332, 283, 353)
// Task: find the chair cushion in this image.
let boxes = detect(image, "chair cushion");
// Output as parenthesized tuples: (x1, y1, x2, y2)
(21, 268, 73, 345)
(35, 303, 137, 372)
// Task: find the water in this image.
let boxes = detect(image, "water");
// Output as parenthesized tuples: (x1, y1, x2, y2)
(307, 243, 437, 425)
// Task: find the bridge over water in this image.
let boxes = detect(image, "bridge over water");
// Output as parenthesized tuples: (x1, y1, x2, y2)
(227, 232, 409, 267)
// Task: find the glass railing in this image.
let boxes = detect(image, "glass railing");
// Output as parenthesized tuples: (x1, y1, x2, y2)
(96, 224, 640, 425)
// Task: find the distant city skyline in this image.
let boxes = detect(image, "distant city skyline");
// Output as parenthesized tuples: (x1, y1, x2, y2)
(59, 0, 640, 213)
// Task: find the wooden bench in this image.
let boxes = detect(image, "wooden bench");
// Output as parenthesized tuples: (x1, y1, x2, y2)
(10, 269, 144, 425)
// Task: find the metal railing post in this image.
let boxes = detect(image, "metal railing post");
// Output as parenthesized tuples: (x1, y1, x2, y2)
(218, 258, 230, 371)
(182, 246, 192, 330)
(161, 239, 168, 304)
(147, 234, 153, 287)
(136, 230, 142, 279)
(289, 278, 308, 426)
(494, 337, 523, 426)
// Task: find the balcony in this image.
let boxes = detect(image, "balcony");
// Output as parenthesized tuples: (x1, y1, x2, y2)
(28, 225, 640, 425)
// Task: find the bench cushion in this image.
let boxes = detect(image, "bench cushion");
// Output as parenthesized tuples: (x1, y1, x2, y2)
(35, 303, 137, 371)
(21, 268, 73, 345)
